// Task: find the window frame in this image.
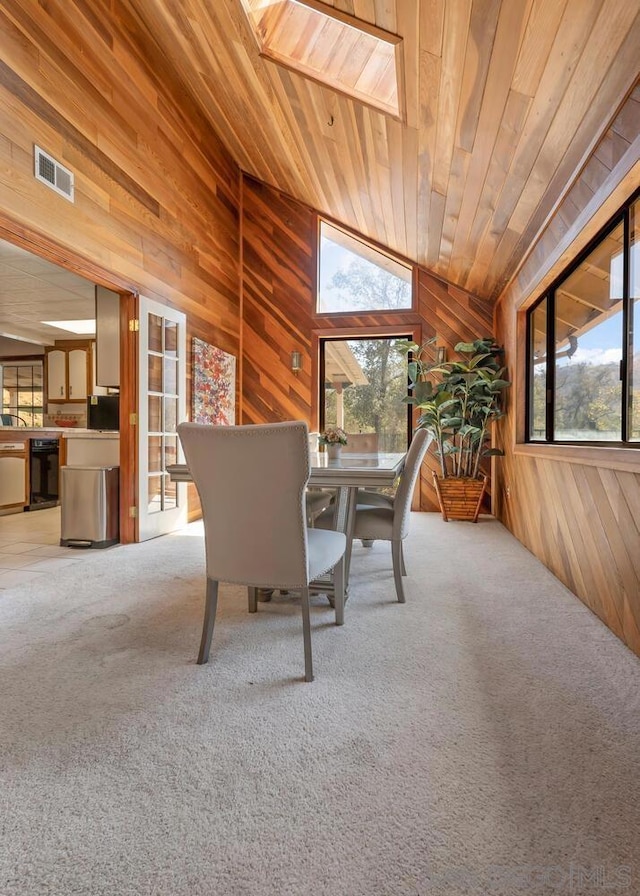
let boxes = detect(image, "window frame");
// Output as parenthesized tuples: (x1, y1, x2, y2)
(318, 333, 414, 451)
(312, 324, 421, 434)
(525, 188, 640, 448)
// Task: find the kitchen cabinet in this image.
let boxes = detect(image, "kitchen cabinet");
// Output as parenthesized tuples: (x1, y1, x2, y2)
(64, 432, 120, 466)
(0, 440, 28, 510)
(95, 285, 120, 387)
(46, 342, 93, 403)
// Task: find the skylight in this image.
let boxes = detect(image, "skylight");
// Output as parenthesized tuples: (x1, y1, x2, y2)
(242, 0, 404, 119)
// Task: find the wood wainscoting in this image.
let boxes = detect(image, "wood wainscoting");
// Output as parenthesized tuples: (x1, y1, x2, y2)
(496, 442, 640, 657)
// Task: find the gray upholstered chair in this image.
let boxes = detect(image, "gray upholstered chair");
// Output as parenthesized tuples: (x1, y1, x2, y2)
(177, 420, 347, 682)
(351, 429, 430, 603)
(316, 429, 430, 604)
(310, 432, 382, 518)
(342, 432, 379, 453)
(305, 488, 334, 524)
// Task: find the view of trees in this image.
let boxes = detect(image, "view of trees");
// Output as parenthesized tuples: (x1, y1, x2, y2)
(342, 339, 407, 451)
(325, 254, 640, 446)
(531, 360, 623, 439)
(323, 261, 410, 451)
(327, 257, 411, 312)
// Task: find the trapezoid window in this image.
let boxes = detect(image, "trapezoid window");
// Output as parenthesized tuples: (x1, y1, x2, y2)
(317, 221, 413, 314)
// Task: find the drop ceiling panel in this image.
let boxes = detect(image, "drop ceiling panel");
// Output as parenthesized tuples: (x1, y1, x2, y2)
(0, 240, 97, 348)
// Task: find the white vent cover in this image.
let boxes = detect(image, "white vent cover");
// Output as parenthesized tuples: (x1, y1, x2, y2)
(34, 145, 74, 202)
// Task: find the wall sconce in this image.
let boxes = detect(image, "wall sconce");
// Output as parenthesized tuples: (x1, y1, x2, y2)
(291, 350, 302, 374)
(436, 346, 447, 364)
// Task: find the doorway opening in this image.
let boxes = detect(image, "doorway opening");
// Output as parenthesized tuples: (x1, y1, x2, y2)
(0, 229, 136, 542)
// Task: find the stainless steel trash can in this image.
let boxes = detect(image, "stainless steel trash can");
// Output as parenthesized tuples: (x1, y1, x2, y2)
(60, 465, 119, 548)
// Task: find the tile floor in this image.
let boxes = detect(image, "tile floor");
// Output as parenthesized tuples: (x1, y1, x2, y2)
(0, 506, 112, 589)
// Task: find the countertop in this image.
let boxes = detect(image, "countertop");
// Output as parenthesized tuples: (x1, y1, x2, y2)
(62, 430, 120, 439)
(0, 428, 120, 438)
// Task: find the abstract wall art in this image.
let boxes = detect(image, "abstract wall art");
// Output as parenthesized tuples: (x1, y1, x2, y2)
(192, 338, 236, 425)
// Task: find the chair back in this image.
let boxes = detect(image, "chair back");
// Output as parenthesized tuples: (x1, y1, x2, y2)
(392, 429, 431, 539)
(178, 421, 311, 589)
(342, 432, 379, 453)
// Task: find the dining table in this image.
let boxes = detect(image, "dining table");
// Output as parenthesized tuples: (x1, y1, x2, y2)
(167, 449, 407, 610)
(306, 451, 406, 590)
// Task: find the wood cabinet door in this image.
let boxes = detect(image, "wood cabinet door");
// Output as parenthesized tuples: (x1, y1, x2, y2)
(67, 348, 88, 401)
(47, 349, 66, 401)
(0, 455, 28, 507)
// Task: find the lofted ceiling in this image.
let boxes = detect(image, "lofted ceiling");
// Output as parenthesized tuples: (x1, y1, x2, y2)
(123, 0, 640, 303)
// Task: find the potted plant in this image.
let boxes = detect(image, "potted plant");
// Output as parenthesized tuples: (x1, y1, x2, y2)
(319, 427, 348, 459)
(397, 337, 510, 522)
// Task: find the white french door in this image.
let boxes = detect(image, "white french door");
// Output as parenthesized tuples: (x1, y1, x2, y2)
(137, 296, 187, 541)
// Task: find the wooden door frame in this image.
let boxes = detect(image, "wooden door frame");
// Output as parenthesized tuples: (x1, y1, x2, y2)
(119, 292, 138, 543)
(0, 214, 139, 543)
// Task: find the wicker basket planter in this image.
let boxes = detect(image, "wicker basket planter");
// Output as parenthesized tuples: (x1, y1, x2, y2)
(432, 471, 487, 523)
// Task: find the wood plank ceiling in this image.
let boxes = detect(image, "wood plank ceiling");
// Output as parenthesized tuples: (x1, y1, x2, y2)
(123, 0, 640, 303)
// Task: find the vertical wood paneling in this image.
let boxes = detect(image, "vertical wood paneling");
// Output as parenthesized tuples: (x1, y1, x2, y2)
(241, 177, 316, 425)
(241, 174, 494, 511)
(494, 86, 640, 658)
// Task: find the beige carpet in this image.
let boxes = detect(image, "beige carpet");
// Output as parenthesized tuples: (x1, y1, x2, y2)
(1, 514, 639, 896)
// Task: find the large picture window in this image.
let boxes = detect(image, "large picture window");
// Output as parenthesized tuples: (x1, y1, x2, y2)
(320, 336, 411, 452)
(526, 191, 639, 445)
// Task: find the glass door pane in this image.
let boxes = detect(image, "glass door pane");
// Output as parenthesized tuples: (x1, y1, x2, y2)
(138, 296, 186, 540)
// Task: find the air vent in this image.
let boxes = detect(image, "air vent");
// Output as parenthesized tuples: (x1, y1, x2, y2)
(34, 145, 74, 202)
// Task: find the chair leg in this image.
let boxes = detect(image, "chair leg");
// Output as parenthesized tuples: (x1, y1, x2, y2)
(400, 542, 407, 576)
(248, 586, 258, 613)
(197, 577, 219, 664)
(300, 586, 314, 682)
(333, 557, 345, 626)
(391, 541, 406, 603)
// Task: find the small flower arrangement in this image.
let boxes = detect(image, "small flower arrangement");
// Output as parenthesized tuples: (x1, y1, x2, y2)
(319, 427, 348, 446)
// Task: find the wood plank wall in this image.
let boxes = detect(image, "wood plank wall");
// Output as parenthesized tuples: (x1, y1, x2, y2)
(0, 0, 243, 528)
(0, 0, 241, 384)
(494, 84, 640, 658)
(240, 175, 494, 511)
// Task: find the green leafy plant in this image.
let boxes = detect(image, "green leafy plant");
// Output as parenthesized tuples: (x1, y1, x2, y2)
(397, 337, 510, 479)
